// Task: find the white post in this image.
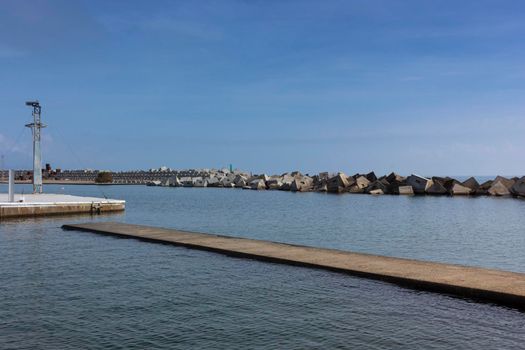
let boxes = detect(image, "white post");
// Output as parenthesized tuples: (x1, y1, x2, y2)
(8, 169, 15, 202)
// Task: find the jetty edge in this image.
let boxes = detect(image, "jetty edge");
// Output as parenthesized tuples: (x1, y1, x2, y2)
(62, 222, 525, 310)
(0, 194, 125, 219)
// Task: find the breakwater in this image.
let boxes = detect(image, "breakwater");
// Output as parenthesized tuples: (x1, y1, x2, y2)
(62, 222, 525, 309)
(151, 170, 525, 199)
(6, 167, 524, 198)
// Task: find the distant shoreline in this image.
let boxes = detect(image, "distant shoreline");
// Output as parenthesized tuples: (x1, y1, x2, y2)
(0, 180, 130, 186)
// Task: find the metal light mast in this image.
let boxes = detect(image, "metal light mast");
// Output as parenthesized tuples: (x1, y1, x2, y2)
(25, 100, 46, 194)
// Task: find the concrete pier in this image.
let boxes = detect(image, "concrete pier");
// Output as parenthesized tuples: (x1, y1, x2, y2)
(0, 194, 125, 219)
(62, 222, 525, 309)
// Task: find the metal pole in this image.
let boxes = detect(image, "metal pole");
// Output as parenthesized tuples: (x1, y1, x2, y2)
(8, 169, 15, 202)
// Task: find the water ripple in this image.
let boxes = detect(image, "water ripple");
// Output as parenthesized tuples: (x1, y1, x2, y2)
(1, 185, 525, 349)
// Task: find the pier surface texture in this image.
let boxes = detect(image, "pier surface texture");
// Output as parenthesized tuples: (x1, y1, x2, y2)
(62, 222, 525, 309)
(0, 194, 125, 219)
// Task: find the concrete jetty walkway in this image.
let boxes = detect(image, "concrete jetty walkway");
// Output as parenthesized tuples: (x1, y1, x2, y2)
(62, 222, 525, 309)
(1, 194, 125, 219)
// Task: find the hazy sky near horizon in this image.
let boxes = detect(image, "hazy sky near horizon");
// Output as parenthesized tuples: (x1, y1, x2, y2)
(0, 0, 524, 176)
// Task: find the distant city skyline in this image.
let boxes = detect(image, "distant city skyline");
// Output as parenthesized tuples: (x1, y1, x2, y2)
(1, 0, 524, 176)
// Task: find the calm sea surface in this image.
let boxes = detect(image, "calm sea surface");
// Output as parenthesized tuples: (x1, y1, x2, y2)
(1, 184, 524, 349)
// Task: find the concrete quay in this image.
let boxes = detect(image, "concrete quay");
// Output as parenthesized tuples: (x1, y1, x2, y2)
(0, 194, 125, 219)
(63, 222, 525, 310)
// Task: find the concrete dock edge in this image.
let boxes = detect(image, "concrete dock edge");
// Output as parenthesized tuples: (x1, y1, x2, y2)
(1, 202, 125, 219)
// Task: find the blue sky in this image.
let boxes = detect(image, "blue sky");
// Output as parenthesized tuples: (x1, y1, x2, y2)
(0, 0, 524, 176)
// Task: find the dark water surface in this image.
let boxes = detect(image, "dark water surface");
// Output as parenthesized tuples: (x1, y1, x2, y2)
(1, 184, 524, 349)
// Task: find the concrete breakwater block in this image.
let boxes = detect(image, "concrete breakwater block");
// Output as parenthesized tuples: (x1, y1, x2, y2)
(461, 177, 480, 193)
(266, 177, 283, 190)
(366, 180, 389, 194)
(511, 177, 525, 197)
(206, 177, 220, 187)
(368, 189, 384, 195)
(406, 175, 433, 194)
(234, 175, 247, 188)
(426, 181, 448, 195)
(191, 177, 207, 187)
(476, 180, 493, 195)
(169, 176, 182, 187)
(290, 176, 313, 192)
(449, 183, 472, 196)
(146, 180, 162, 186)
(279, 174, 296, 191)
(365, 171, 377, 182)
(180, 177, 194, 187)
(249, 179, 267, 190)
(386, 172, 406, 184)
(494, 176, 515, 190)
(488, 181, 511, 196)
(220, 176, 235, 187)
(327, 173, 350, 193)
(355, 176, 370, 190)
(397, 185, 414, 195)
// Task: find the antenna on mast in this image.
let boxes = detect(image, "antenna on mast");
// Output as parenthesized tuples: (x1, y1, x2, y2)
(25, 100, 46, 194)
